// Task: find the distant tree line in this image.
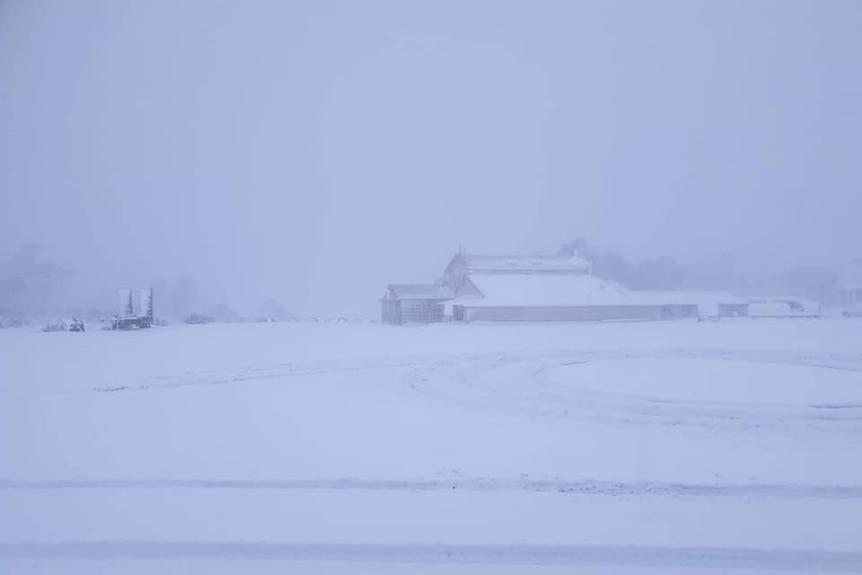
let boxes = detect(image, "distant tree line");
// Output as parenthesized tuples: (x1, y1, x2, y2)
(0, 245, 72, 325)
(558, 238, 845, 295)
(558, 238, 751, 291)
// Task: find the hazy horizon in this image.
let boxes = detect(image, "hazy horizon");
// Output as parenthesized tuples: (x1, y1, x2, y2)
(2, 0, 860, 317)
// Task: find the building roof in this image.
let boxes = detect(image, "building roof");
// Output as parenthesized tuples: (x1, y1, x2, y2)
(464, 274, 632, 307)
(458, 253, 591, 274)
(629, 290, 749, 306)
(460, 274, 747, 308)
(384, 284, 453, 301)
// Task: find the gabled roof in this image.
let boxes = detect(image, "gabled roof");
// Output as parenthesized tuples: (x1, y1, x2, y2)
(630, 290, 749, 306)
(457, 253, 591, 274)
(384, 284, 454, 301)
(461, 274, 746, 308)
(464, 274, 631, 307)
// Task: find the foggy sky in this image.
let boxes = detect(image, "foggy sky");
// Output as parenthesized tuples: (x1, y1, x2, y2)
(1, 0, 860, 317)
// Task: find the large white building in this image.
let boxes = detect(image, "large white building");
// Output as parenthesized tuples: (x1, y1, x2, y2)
(382, 251, 748, 325)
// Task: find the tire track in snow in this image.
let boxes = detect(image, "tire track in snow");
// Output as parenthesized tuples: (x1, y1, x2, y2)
(90, 354, 487, 393)
(89, 348, 862, 396)
(405, 348, 862, 430)
(2, 541, 861, 571)
(3, 478, 862, 499)
(92, 361, 410, 393)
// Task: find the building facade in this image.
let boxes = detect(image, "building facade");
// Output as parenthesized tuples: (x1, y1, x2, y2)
(381, 284, 453, 325)
(383, 251, 749, 324)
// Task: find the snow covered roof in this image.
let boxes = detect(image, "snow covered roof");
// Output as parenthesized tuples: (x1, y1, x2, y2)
(384, 284, 453, 301)
(458, 275, 747, 309)
(463, 274, 632, 307)
(629, 290, 749, 306)
(459, 254, 591, 274)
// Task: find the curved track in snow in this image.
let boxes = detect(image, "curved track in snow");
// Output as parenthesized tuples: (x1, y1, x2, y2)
(7, 336, 862, 573)
(90, 346, 862, 432)
(403, 348, 862, 431)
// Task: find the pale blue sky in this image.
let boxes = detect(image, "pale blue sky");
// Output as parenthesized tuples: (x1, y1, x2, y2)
(1, 0, 860, 316)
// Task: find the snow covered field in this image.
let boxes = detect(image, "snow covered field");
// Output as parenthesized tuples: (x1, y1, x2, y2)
(2, 319, 862, 573)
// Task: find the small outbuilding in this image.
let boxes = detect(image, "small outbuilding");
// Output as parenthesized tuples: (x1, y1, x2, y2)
(381, 284, 453, 325)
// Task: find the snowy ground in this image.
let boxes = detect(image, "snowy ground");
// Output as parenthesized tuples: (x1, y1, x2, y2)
(2, 319, 862, 573)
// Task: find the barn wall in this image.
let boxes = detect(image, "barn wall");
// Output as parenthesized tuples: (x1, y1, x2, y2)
(461, 304, 698, 322)
(660, 304, 699, 319)
(458, 277, 483, 297)
(381, 300, 401, 325)
(383, 300, 446, 324)
(718, 303, 749, 317)
(401, 301, 445, 324)
(442, 256, 469, 291)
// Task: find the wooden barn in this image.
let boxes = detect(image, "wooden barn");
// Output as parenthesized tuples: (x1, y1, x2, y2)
(447, 273, 705, 322)
(383, 251, 749, 324)
(381, 284, 453, 325)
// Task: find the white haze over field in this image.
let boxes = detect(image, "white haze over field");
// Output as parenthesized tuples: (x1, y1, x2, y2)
(3, 4, 862, 573)
(1, 0, 860, 317)
(3, 320, 862, 573)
